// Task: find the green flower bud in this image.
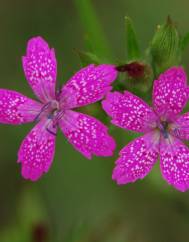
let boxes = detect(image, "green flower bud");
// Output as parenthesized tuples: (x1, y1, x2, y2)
(115, 61, 153, 97)
(150, 16, 181, 74)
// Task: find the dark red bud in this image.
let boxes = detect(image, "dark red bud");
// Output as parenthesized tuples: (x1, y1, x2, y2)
(32, 222, 49, 242)
(116, 62, 145, 78)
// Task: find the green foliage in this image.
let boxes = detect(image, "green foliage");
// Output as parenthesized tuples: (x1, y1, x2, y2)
(125, 16, 141, 61)
(0, 187, 49, 242)
(180, 32, 189, 51)
(74, 49, 101, 67)
(74, 0, 113, 60)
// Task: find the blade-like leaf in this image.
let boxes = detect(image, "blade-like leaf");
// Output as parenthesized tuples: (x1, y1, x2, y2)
(74, 0, 113, 60)
(180, 32, 189, 51)
(125, 16, 141, 61)
(74, 49, 101, 67)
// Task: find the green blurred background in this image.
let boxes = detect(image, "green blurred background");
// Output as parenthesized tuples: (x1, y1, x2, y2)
(1, 0, 189, 241)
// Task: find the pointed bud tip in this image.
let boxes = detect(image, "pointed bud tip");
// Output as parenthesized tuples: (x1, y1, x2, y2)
(124, 16, 130, 21)
(166, 15, 176, 27)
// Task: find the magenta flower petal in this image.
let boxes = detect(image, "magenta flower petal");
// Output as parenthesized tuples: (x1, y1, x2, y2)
(22, 36, 57, 102)
(170, 112, 189, 140)
(153, 67, 189, 120)
(0, 89, 42, 124)
(61, 64, 117, 108)
(59, 110, 116, 159)
(160, 136, 189, 192)
(18, 119, 56, 181)
(102, 91, 157, 133)
(112, 132, 159, 185)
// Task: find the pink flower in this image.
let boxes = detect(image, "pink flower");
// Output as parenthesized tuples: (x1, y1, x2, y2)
(0, 36, 117, 181)
(102, 67, 189, 192)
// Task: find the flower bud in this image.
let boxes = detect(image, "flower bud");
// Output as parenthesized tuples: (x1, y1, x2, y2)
(116, 61, 145, 78)
(116, 61, 153, 94)
(150, 16, 181, 74)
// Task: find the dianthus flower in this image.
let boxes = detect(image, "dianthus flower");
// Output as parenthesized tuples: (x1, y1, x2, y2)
(0, 37, 117, 181)
(103, 67, 189, 192)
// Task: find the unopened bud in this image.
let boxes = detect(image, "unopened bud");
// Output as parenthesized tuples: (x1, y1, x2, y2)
(116, 61, 145, 78)
(150, 16, 181, 73)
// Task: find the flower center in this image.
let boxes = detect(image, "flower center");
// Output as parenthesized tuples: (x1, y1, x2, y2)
(46, 100, 59, 119)
(34, 100, 65, 135)
(158, 120, 170, 139)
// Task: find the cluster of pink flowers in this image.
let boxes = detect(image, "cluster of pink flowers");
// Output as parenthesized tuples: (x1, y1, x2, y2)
(1, 36, 189, 192)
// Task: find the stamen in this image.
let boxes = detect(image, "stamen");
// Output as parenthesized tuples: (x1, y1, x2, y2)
(34, 102, 51, 123)
(162, 129, 169, 139)
(52, 111, 65, 127)
(44, 109, 64, 136)
(159, 121, 169, 139)
(162, 121, 169, 130)
(46, 127, 57, 136)
(47, 113, 54, 120)
(45, 119, 57, 136)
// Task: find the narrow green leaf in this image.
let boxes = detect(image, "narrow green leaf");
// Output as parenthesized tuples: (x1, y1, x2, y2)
(74, 49, 101, 67)
(84, 34, 95, 52)
(125, 16, 141, 61)
(74, 0, 113, 60)
(180, 32, 189, 51)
